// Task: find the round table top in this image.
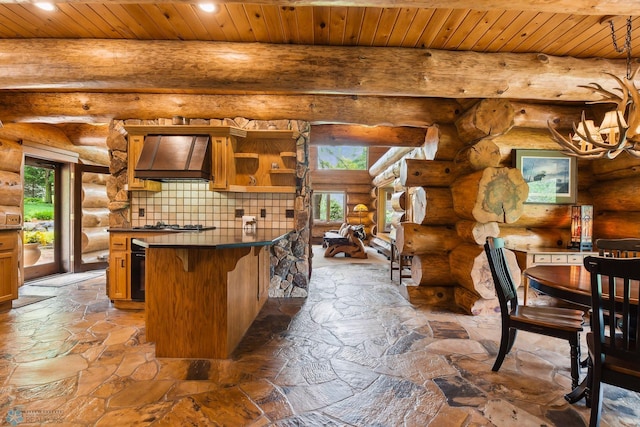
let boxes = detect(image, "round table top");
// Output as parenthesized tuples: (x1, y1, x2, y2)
(524, 264, 639, 306)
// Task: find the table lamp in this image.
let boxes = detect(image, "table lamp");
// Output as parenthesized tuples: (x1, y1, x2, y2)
(354, 204, 368, 225)
(569, 205, 593, 251)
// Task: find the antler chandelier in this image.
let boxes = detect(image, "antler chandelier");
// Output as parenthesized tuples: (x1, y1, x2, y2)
(548, 17, 640, 159)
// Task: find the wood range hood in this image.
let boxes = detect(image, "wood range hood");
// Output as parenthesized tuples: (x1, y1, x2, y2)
(134, 134, 212, 181)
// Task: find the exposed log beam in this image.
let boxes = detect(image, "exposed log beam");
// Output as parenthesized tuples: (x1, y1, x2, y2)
(0, 39, 634, 102)
(0, 1, 637, 16)
(55, 123, 109, 146)
(0, 93, 462, 126)
(0, 92, 592, 129)
(310, 124, 426, 147)
(0, 123, 109, 165)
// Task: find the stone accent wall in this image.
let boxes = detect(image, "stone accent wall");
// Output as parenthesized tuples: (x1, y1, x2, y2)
(106, 117, 311, 299)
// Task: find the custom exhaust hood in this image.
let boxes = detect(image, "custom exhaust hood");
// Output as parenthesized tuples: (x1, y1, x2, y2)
(134, 134, 212, 181)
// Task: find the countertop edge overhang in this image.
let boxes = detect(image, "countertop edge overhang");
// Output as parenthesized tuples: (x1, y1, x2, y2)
(131, 228, 292, 249)
(0, 226, 22, 231)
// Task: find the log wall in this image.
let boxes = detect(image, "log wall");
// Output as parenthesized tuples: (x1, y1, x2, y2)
(369, 98, 640, 315)
(379, 99, 590, 315)
(590, 155, 640, 238)
(81, 172, 110, 263)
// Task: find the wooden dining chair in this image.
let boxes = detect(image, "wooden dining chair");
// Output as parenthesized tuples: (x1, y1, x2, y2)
(583, 256, 640, 427)
(484, 237, 585, 388)
(595, 238, 640, 258)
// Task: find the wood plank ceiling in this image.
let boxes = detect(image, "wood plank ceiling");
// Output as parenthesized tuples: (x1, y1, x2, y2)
(1, 1, 640, 133)
(0, 2, 638, 60)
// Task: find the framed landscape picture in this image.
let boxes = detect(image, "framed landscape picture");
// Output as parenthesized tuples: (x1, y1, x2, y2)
(515, 149, 577, 204)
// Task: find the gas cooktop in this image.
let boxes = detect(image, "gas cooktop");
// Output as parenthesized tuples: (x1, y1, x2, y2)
(133, 222, 216, 232)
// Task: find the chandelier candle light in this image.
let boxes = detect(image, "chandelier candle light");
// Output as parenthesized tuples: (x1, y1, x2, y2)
(548, 16, 640, 159)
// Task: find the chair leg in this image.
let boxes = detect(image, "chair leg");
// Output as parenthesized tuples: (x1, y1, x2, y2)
(589, 366, 603, 427)
(505, 328, 517, 353)
(492, 326, 517, 372)
(569, 335, 580, 389)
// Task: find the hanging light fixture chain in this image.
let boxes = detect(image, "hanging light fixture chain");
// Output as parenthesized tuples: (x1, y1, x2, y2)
(609, 16, 633, 79)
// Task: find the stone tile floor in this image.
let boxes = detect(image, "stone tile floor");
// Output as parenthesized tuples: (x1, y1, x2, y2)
(0, 246, 639, 426)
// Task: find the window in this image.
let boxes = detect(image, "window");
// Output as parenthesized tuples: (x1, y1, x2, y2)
(317, 146, 368, 170)
(379, 187, 394, 233)
(313, 192, 345, 223)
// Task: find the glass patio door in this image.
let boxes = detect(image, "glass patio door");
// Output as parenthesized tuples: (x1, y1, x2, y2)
(23, 157, 62, 280)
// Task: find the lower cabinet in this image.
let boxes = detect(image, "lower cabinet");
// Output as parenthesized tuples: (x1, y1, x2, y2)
(0, 231, 19, 311)
(510, 246, 597, 304)
(108, 233, 129, 300)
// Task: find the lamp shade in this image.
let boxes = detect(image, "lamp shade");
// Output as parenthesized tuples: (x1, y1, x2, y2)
(599, 110, 627, 133)
(354, 204, 368, 213)
(572, 120, 602, 143)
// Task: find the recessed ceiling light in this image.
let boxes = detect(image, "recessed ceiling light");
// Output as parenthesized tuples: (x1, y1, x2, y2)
(198, 3, 218, 13)
(35, 2, 56, 12)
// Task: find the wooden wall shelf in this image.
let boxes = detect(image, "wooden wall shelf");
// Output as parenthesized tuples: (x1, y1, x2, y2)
(270, 169, 295, 174)
(234, 153, 260, 159)
(228, 185, 296, 193)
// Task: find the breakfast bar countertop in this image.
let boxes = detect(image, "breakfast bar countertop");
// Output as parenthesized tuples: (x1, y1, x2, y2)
(131, 227, 292, 249)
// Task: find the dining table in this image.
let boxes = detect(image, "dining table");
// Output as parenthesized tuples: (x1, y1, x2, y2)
(523, 263, 639, 403)
(524, 264, 640, 309)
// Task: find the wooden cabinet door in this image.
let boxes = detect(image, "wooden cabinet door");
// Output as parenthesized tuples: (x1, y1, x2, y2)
(0, 250, 18, 303)
(108, 251, 129, 300)
(210, 136, 229, 189)
(127, 135, 161, 191)
(0, 233, 18, 303)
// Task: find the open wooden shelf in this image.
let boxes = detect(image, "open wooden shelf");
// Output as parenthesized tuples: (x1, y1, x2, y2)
(270, 168, 295, 174)
(234, 153, 260, 159)
(228, 185, 296, 193)
(280, 151, 296, 158)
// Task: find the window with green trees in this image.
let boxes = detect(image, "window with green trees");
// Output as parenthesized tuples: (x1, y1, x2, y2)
(318, 146, 368, 170)
(313, 192, 345, 223)
(23, 164, 55, 222)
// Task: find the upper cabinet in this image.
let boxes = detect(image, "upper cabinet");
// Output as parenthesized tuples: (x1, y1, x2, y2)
(225, 130, 297, 193)
(126, 134, 162, 192)
(124, 125, 297, 193)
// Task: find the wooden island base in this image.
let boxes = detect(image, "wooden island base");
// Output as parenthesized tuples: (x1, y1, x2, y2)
(145, 245, 269, 359)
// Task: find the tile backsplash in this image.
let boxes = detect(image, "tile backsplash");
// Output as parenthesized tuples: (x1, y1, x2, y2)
(130, 181, 294, 229)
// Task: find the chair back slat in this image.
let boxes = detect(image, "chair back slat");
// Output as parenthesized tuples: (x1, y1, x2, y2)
(484, 237, 518, 312)
(596, 238, 640, 258)
(584, 256, 640, 359)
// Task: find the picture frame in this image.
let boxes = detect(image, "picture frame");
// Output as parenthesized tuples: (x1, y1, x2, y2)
(514, 149, 577, 204)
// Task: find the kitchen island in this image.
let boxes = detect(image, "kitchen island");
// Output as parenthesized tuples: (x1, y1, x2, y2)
(132, 228, 290, 359)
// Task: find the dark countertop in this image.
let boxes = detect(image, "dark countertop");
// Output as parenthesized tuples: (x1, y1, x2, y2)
(108, 228, 181, 233)
(131, 228, 292, 249)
